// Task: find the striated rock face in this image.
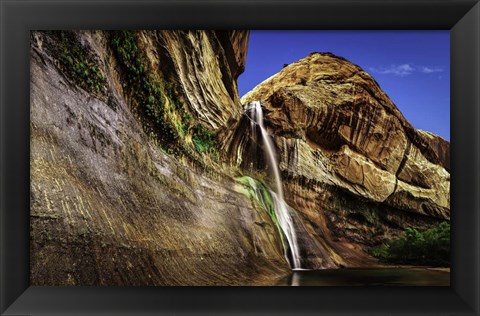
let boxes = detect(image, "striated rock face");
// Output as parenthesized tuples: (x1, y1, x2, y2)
(153, 30, 248, 129)
(31, 30, 450, 283)
(417, 129, 450, 171)
(229, 52, 450, 266)
(30, 30, 289, 285)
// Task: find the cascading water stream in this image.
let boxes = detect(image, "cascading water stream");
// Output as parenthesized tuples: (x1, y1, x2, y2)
(244, 100, 302, 269)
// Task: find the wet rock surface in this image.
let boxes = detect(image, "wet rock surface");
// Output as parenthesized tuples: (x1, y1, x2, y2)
(231, 52, 450, 266)
(30, 30, 288, 285)
(31, 32, 449, 284)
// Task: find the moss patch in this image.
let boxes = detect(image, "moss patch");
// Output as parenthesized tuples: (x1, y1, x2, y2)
(236, 176, 286, 248)
(45, 31, 106, 95)
(192, 124, 218, 158)
(110, 31, 179, 149)
(110, 31, 219, 158)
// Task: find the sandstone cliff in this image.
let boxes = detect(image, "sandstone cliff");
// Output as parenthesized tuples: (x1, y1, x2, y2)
(30, 31, 450, 284)
(229, 52, 450, 267)
(30, 30, 289, 285)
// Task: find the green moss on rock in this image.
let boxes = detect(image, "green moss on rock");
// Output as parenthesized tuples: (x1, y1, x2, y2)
(46, 31, 106, 95)
(236, 176, 285, 248)
(110, 31, 179, 150)
(110, 31, 219, 159)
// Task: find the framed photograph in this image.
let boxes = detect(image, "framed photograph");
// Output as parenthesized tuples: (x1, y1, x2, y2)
(1, 0, 479, 315)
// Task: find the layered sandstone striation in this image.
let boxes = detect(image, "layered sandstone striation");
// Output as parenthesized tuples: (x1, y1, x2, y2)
(30, 31, 450, 284)
(230, 52, 450, 265)
(30, 30, 289, 285)
(151, 30, 248, 129)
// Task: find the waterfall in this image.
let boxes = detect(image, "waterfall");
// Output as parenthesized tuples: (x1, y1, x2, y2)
(245, 101, 302, 269)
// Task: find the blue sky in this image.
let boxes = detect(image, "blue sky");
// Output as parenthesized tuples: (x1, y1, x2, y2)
(238, 31, 450, 141)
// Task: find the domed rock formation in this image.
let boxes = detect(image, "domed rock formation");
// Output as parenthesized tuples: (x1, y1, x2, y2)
(30, 31, 450, 285)
(226, 52, 450, 264)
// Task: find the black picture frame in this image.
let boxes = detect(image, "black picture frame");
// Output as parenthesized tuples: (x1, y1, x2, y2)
(1, 0, 479, 315)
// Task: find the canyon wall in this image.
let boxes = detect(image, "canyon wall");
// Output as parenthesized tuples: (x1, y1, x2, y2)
(30, 31, 450, 284)
(30, 30, 289, 285)
(230, 52, 450, 267)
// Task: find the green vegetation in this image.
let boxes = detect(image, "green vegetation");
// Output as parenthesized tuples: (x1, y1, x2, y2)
(47, 31, 106, 94)
(236, 176, 286, 248)
(110, 31, 219, 157)
(192, 124, 218, 157)
(110, 31, 178, 148)
(43, 31, 220, 159)
(370, 222, 450, 267)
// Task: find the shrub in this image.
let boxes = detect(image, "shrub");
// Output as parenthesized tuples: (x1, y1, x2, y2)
(370, 222, 450, 267)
